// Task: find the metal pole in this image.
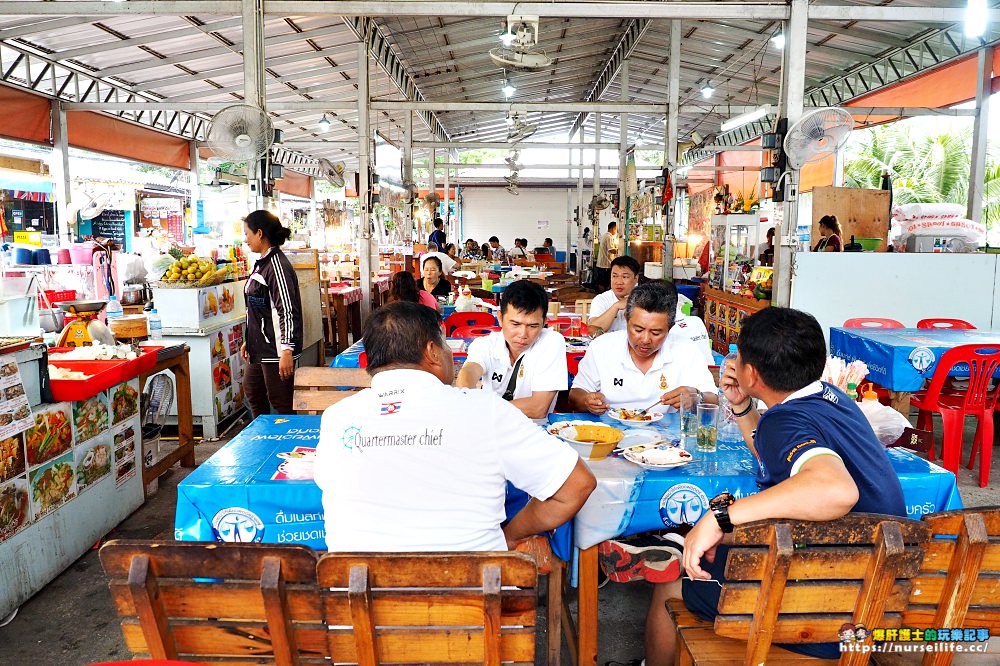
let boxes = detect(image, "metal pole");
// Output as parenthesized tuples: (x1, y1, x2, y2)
(189, 141, 200, 200)
(50, 100, 72, 246)
(967, 46, 994, 222)
(662, 19, 680, 282)
(443, 152, 451, 243)
(241, 0, 265, 209)
(357, 41, 373, 326)
(773, 0, 807, 308)
(619, 61, 629, 254)
(402, 111, 413, 272)
(577, 129, 585, 276)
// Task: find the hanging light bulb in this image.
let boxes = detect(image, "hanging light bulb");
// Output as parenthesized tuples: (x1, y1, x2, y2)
(502, 79, 516, 98)
(317, 114, 332, 132)
(770, 31, 785, 49)
(701, 84, 715, 99)
(499, 29, 517, 47)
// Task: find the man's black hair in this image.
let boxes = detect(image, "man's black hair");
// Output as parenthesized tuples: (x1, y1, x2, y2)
(544, 237, 553, 246)
(500, 279, 548, 318)
(489, 235, 500, 243)
(608, 221, 617, 231)
(610, 256, 641, 275)
(433, 217, 444, 228)
(738, 307, 826, 392)
(363, 302, 445, 373)
(625, 281, 677, 324)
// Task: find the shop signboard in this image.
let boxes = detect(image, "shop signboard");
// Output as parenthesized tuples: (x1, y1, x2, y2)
(90, 209, 130, 251)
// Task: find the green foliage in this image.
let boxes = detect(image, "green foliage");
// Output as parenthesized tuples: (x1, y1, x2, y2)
(844, 122, 998, 229)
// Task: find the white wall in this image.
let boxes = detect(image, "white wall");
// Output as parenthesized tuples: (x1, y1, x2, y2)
(460, 187, 572, 252)
(790, 253, 999, 337)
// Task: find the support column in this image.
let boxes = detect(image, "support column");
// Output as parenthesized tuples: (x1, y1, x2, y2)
(577, 131, 585, 275)
(50, 100, 72, 245)
(241, 0, 265, 209)
(443, 151, 451, 242)
(772, 0, 807, 308)
(967, 46, 994, 222)
(402, 111, 414, 272)
(189, 141, 200, 201)
(429, 148, 437, 220)
(619, 61, 629, 252)
(357, 41, 373, 326)
(662, 20, 681, 281)
(593, 112, 602, 198)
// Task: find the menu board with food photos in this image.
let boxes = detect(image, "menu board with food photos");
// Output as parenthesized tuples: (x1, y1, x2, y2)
(0, 354, 33, 440)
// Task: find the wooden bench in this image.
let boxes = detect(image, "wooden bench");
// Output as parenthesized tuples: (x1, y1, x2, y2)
(900, 507, 1000, 665)
(677, 513, 931, 666)
(292, 366, 371, 415)
(100, 540, 539, 666)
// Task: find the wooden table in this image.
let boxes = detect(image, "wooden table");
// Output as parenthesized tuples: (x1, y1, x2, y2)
(329, 285, 363, 354)
(138, 345, 195, 498)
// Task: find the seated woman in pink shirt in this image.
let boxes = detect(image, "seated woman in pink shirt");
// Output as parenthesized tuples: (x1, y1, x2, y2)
(389, 270, 438, 310)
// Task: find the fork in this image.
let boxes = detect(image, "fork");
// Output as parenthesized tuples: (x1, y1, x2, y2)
(635, 399, 662, 416)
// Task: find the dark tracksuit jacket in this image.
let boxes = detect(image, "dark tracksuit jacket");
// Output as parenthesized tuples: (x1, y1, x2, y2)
(244, 248, 303, 363)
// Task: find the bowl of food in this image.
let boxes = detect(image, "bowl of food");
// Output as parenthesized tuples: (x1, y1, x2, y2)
(547, 421, 624, 460)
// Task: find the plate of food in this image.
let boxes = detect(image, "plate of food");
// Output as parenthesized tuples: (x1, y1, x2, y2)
(546, 421, 625, 460)
(607, 408, 664, 424)
(622, 444, 693, 469)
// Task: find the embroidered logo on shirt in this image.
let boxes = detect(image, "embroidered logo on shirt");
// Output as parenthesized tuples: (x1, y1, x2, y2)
(492, 372, 504, 383)
(380, 401, 401, 415)
(659, 374, 668, 391)
(821, 387, 840, 404)
(613, 378, 624, 387)
(785, 439, 818, 462)
(518, 364, 525, 378)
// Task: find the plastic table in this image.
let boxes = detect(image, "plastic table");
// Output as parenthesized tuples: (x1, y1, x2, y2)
(830, 327, 1000, 413)
(174, 415, 574, 560)
(554, 411, 963, 666)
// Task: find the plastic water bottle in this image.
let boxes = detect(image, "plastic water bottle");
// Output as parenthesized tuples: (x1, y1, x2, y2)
(718, 344, 740, 441)
(105, 294, 123, 321)
(148, 308, 163, 340)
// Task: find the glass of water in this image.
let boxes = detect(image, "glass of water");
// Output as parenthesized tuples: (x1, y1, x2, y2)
(697, 403, 719, 452)
(679, 392, 699, 449)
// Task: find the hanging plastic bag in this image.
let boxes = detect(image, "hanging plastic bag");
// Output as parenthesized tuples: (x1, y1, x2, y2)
(859, 400, 912, 447)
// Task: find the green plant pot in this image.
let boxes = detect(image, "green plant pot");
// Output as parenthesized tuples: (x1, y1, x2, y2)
(853, 237, 883, 251)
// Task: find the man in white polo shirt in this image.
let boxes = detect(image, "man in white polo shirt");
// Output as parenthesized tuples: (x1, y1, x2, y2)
(570, 281, 718, 414)
(457, 280, 568, 422)
(588, 256, 641, 335)
(315, 302, 595, 552)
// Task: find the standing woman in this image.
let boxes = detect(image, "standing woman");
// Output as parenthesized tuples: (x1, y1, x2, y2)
(241, 210, 303, 417)
(813, 215, 843, 252)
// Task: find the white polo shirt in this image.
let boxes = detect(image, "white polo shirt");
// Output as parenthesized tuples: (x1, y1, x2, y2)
(464, 328, 568, 420)
(588, 290, 627, 332)
(315, 369, 580, 552)
(671, 311, 714, 366)
(571, 330, 717, 410)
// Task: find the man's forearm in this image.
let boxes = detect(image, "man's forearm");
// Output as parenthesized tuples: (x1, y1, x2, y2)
(503, 496, 580, 545)
(568, 388, 590, 411)
(587, 306, 619, 335)
(456, 363, 483, 389)
(510, 391, 556, 420)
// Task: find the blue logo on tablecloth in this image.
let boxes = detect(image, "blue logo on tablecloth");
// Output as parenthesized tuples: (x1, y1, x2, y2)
(212, 508, 264, 543)
(659, 483, 709, 527)
(908, 347, 936, 374)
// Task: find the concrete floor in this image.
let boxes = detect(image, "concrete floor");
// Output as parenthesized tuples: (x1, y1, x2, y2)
(0, 414, 997, 666)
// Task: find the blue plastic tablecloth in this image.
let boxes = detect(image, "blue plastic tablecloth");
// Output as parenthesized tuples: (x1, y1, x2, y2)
(552, 412, 963, 549)
(175, 415, 575, 560)
(830, 327, 1000, 392)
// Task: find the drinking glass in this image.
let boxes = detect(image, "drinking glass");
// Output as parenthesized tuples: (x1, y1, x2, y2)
(697, 403, 719, 452)
(679, 392, 699, 449)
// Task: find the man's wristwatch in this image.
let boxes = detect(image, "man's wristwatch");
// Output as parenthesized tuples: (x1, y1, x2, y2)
(710, 492, 736, 533)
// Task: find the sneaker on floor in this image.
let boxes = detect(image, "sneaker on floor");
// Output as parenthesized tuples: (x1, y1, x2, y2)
(604, 659, 644, 666)
(599, 532, 684, 584)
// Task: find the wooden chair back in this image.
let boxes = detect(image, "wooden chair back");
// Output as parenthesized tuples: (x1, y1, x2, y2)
(902, 507, 1000, 665)
(293, 366, 371, 414)
(316, 552, 538, 666)
(713, 514, 931, 665)
(99, 540, 326, 665)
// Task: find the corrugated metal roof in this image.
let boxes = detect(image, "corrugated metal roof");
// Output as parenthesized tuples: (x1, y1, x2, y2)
(0, 1, 994, 174)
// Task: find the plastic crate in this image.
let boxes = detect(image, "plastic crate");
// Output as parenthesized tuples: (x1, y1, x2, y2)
(49, 360, 128, 401)
(37, 289, 76, 308)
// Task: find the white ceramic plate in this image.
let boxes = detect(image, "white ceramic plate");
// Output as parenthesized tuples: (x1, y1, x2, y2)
(607, 408, 664, 424)
(622, 446, 694, 470)
(616, 429, 665, 450)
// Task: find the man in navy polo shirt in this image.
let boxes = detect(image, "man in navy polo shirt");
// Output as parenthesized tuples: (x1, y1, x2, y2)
(645, 307, 905, 666)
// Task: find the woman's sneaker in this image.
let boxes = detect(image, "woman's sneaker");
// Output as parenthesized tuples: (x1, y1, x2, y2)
(598, 532, 685, 584)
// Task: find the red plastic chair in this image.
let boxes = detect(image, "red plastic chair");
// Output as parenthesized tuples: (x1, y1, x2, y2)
(842, 317, 905, 329)
(910, 344, 1000, 488)
(451, 325, 500, 338)
(916, 318, 976, 330)
(444, 311, 497, 336)
(567, 351, 586, 377)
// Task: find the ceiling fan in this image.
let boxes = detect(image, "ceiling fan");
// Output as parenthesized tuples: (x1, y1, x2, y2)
(489, 15, 552, 71)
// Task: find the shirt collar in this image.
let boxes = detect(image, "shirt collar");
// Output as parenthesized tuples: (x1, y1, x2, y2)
(618, 331, 672, 372)
(780, 380, 823, 404)
(369, 368, 446, 391)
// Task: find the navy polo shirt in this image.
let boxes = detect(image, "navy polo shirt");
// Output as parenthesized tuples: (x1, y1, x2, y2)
(754, 381, 906, 517)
